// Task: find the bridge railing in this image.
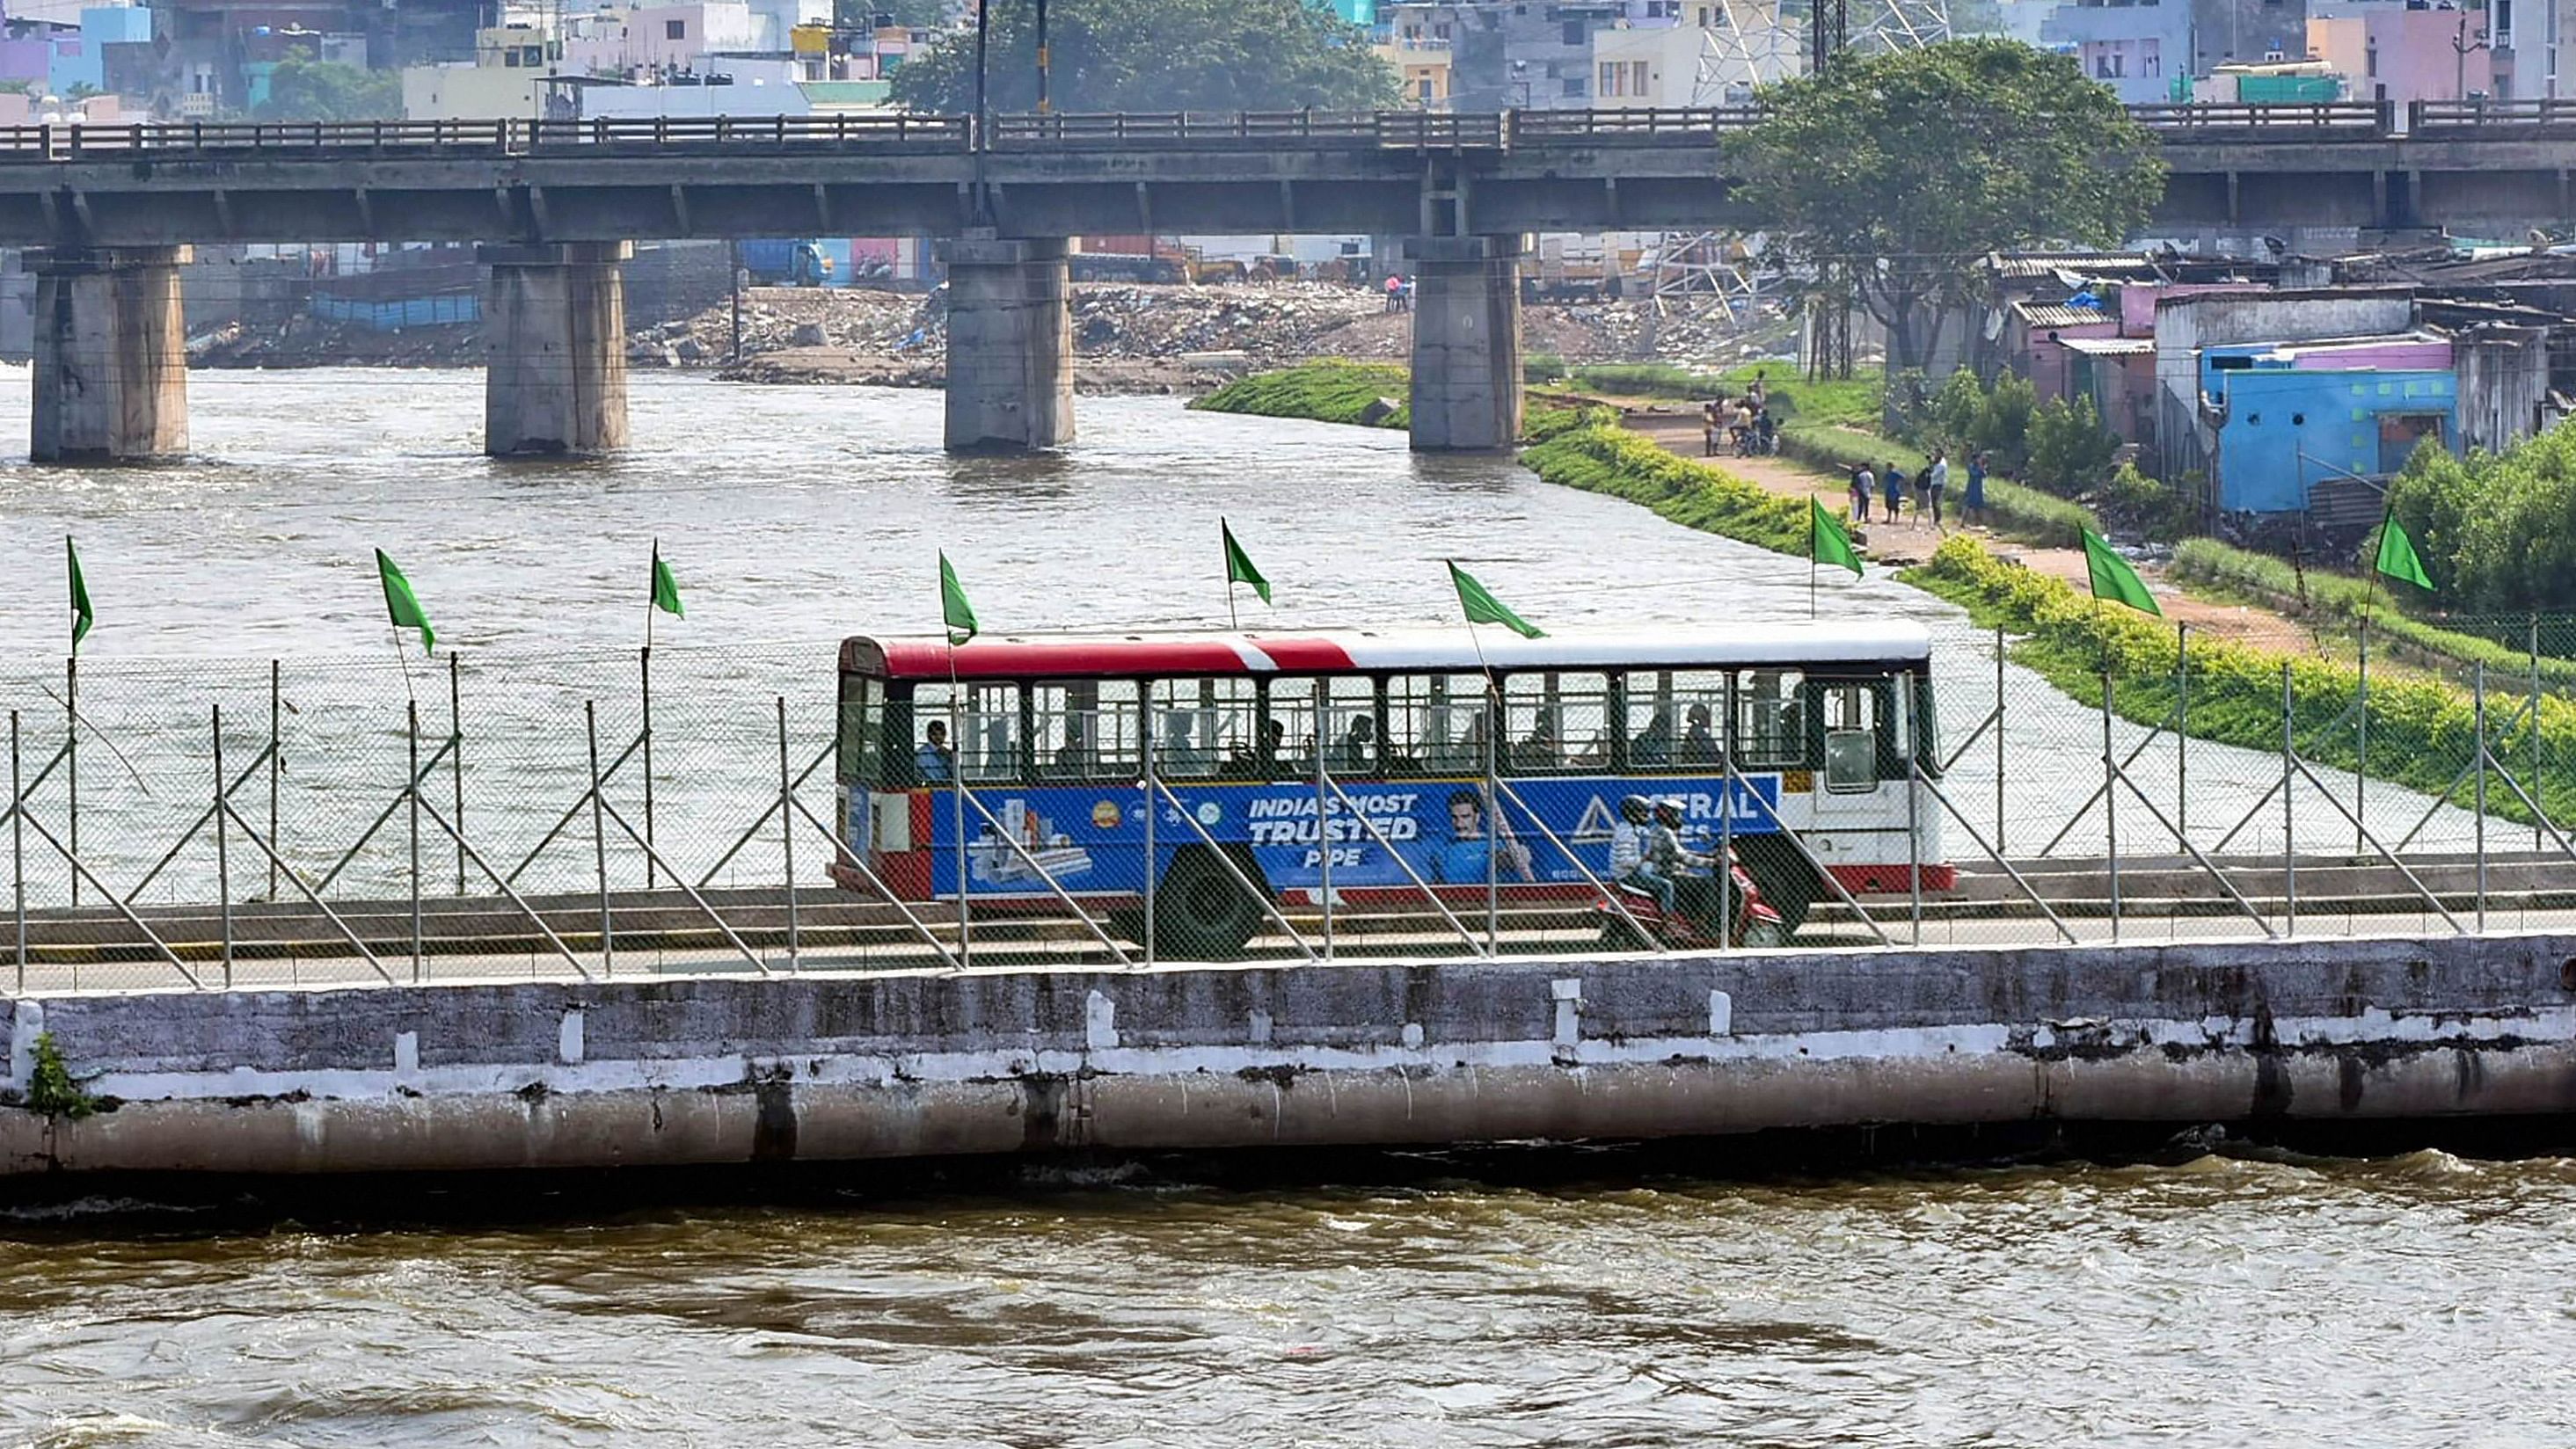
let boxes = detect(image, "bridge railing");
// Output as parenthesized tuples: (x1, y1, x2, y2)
(2410, 98, 2576, 134)
(2123, 100, 2393, 136)
(1509, 106, 1763, 144)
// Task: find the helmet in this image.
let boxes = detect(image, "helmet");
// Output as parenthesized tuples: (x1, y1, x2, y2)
(1620, 794, 1652, 822)
(1653, 797, 1686, 822)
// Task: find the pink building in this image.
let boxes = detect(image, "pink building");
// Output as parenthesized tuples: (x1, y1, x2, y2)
(2308, 3, 2489, 106)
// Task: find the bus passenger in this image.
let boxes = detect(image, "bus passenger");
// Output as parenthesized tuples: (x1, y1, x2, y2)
(1228, 717, 1287, 775)
(1631, 708, 1673, 767)
(1049, 718, 1087, 778)
(1677, 703, 1720, 766)
(916, 720, 954, 783)
(1336, 715, 1377, 775)
(1519, 717, 1561, 770)
(1158, 712, 1209, 775)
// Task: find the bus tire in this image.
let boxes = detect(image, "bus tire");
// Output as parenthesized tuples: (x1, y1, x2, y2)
(1736, 836, 1820, 936)
(1156, 848, 1269, 959)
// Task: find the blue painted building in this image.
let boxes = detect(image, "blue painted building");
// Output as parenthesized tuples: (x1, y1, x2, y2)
(2203, 335, 2460, 514)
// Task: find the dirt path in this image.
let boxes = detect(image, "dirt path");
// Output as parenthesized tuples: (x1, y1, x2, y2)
(1618, 410, 2300, 646)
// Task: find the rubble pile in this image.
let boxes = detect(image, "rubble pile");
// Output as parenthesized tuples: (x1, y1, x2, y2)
(631, 286, 934, 366)
(1067, 280, 1386, 358)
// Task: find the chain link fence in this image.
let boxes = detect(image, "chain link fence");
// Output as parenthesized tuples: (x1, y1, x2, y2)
(6, 612, 2576, 994)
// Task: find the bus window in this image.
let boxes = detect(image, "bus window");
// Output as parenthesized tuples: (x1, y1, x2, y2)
(1151, 678, 1256, 779)
(1388, 673, 1497, 775)
(1817, 679, 1879, 791)
(1624, 670, 1726, 771)
(1321, 675, 1381, 778)
(1031, 680, 1141, 781)
(1502, 673, 1609, 773)
(1735, 669, 1805, 768)
(1264, 677, 1322, 775)
(915, 681, 1023, 783)
(836, 675, 886, 786)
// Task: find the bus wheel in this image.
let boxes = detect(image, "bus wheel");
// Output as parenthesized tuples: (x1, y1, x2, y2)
(1737, 837, 1818, 936)
(1156, 848, 1267, 959)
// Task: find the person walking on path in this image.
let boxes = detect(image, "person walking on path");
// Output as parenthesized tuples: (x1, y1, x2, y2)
(1925, 451, 1950, 529)
(1852, 463, 1873, 523)
(1880, 460, 1906, 526)
(1964, 451, 1989, 529)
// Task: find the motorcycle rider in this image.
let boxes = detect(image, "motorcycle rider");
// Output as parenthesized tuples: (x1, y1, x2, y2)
(1609, 794, 1669, 915)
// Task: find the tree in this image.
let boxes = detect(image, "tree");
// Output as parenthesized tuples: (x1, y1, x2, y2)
(255, 48, 403, 123)
(887, 0, 1398, 115)
(1733, 40, 2164, 374)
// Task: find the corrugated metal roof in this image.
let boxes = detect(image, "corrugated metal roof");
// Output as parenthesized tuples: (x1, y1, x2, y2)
(2059, 336, 2155, 357)
(2013, 302, 2113, 329)
(1989, 252, 2148, 278)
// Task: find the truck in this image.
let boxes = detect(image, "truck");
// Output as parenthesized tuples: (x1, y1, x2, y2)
(737, 238, 833, 288)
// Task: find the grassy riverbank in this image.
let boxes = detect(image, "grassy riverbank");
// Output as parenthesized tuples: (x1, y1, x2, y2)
(1907, 534, 2573, 829)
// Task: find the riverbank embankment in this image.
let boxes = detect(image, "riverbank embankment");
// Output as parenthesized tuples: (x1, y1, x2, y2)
(8, 932, 2572, 1179)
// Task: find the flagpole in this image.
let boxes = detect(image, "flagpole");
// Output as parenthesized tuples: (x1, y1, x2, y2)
(947, 638, 969, 968)
(1448, 566, 1502, 958)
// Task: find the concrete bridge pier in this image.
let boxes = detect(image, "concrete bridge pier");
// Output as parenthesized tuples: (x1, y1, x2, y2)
(938, 234, 1075, 452)
(29, 245, 191, 463)
(480, 242, 631, 458)
(1407, 235, 1524, 452)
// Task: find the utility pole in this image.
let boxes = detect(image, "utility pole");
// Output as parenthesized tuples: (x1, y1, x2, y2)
(2454, 9, 2490, 99)
(1036, 0, 1051, 113)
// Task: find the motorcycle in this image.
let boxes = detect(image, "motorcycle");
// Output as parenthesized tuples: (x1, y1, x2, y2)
(1593, 840, 1787, 950)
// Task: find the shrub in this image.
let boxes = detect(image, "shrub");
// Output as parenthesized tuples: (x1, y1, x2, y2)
(2098, 462, 2197, 542)
(1520, 419, 1815, 557)
(2385, 421, 2576, 612)
(1524, 351, 1571, 385)
(2025, 394, 2119, 496)
(1192, 360, 1411, 428)
(1907, 533, 2576, 827)
(1569, 361, 1730, 398)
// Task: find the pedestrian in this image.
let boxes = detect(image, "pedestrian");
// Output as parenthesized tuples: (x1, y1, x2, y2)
(1925, 450, 1949, 529)
(1965, 451, 1989, 528)
(1880, 460, 1905, 526)
(1852, 463, 1873, 523)
(1702, 397, 1723, 456)
(1384, 273, 1403, 313)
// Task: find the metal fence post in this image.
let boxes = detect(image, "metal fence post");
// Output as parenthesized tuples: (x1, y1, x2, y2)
(1142, 693, 1157, 969)
(407, 699, 423, 982)
(639, 644, 656, 890)
(2476, 661, 2488, 932)
(950, 691, 969, 970)
(213, 705, 233, 988)
(2281, 662, 2296, 937)
(1994, 623, 2006, 856)
(1314, 677, 1333, 962)
(1908, 688, 1923, 947)
(777, 696, 798, 972)
(63, 654, 75, 907)
(2532, 614, 2545, 852)
(2175, 623, 2188, 844)
(11, 711, 23, 994)
(1719, 673, 1734, 952)
(268, 659, 281, 903)
(2355, 619, 2368, 856)
(2102, 669, 2119, 943)
(450, 652, 466, 896)
(587, 700, 614, 976)
(1484, 692, 1500, 955)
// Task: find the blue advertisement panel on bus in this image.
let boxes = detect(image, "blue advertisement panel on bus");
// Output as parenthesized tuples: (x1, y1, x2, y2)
(872, 775, 1783, 898)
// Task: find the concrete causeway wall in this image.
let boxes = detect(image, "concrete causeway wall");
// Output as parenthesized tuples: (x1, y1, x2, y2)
(7, 935, 2576, 1177)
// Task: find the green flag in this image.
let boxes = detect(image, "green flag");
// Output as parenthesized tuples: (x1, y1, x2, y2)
(67, 535, 91, 654)
(2373, 511, 2434, 592)
(2080, 529, 2161, 617)
(1810, 498, 1861, 578)
(1221, 518, 1272, 606)
(939, 551, 978, 645)
(1447, 560, 1544, 639)
(376, 549, 435, 655)
(650, 541, 684, 618)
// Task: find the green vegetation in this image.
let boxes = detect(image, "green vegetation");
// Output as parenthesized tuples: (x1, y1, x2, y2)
(24, 1032, 95, 1119)
(254, 47, 402, 122)
(1568, 361, 1730, 397)
(1191, 360, 1410, 429)
(1524, 352, 1571, 385)
(1907, 533, 2576, 827)
(1733, 40, 2164, 372)
(2170, 536, 2576, 688)
(889, 0, 1398, 113)
(1520, 417, 1815, 557)
(1775, 423, 2100, 549)
(2385, 422, 2576, 613)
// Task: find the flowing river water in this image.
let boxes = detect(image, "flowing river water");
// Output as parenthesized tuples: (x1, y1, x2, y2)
(1, 372, 2567, 1445)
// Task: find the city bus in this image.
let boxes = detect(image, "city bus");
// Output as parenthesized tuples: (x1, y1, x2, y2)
(831, 623, 1949, 955)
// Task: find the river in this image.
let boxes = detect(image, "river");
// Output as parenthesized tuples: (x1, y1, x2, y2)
(4, 1144, 2575, 1445)
(0, 374, 2569, 1445)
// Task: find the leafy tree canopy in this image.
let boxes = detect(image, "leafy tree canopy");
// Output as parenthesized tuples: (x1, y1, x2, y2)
(1734, 40, 2165, 371)
(887, 0, 1398, 114)
(255, 48, 403, 122)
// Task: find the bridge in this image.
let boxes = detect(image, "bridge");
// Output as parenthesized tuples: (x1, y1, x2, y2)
(19, 100, 2576, 461)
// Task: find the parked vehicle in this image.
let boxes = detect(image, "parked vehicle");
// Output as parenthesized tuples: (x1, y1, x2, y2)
(739, 238, 832, 287)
